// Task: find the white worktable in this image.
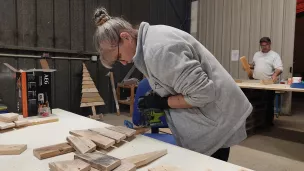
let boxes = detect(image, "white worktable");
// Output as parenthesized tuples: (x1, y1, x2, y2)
(0, 109, 253, 171)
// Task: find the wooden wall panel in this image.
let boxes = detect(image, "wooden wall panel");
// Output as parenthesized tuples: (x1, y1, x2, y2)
(0, 1, 17, 45)
(37, 0, 54, 48)
(54, 0, 70, 49)
(70, 0, 85, 51)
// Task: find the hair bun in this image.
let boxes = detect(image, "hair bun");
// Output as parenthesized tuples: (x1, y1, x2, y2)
(94, 7, 111, 26)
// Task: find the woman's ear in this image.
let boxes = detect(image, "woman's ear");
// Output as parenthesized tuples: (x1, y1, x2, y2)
(120, 32, 130, 40)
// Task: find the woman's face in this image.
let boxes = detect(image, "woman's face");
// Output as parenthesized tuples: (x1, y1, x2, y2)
(100, 32, 136, 67)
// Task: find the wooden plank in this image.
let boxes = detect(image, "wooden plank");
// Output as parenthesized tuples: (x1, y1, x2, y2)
(83, 77, 93, 81)
(14, 119, 29, 127)
(49, 159, 91, 171)
(0, 144, 27, 155)
(83, 73, 90, 77)
(67, 136, 96, 154)
(33, 143, 75, 160)
(82, 84, 97, 89)
(148, 165, 184, 171)
(80, 102, 105, 107)
(124, 150, 168, 168)
(0, 122, 15, 130)
(28, 116, 59, 126)
(106, 126, 136, 137)
(82, 81, 95, 85)
(159, 128, 172, 135)
(82, 92, 100, 98)
(82, 88, 99, 93)
(83, 68, 89, 73)
(0, 113, 19, 123)
(75, 152, 121, 171)
(90, 128, 126, 143)
(70, 130, 115, 149)
(260, 79, 274, 85)
(113, 160, 136, 171)
(81, 97, 104, 103)
(39, 59, 50, 69)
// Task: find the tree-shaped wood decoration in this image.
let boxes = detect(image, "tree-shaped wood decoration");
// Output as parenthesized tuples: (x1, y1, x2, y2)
(80, 63, 105, 120)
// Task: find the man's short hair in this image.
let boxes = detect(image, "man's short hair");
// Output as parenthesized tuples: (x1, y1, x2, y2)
(260, 37, 271, 44)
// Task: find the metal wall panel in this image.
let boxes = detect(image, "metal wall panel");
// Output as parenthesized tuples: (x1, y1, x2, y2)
(0, 0, 190, 114)
(198, 0, 296, 80)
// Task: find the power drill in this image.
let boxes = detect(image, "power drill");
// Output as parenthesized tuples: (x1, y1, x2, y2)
(138, 91, 166, 127)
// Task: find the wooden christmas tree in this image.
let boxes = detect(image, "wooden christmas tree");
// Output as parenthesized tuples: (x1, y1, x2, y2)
(80, 63, 105, 120)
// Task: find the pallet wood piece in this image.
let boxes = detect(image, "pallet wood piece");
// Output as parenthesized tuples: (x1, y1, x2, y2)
(49, 159, 91, 171)
(113, 160, 136, 171)
(124, 149, 168, 168)
(75, 151, 121, 171)
(90, 128, 126, 143)
(83, 77, 92, 81)
(240, 56, 253, 79)
(0, 121, 15, 130)
(14, 119, 29, 127)
(67, 136, 96, 154)
(28, 116, 59, 126)
(82, 88, 99, 93)
(82, 85, 97, 89)
(89, 106, 103, 121)
(82, 81, 94, 85)
(234, 79, 243, 83)
(80, 102, 105, 107)
(81, 97, 104, 103)
(81, 92, 100, 98)
(148, 165, 184, 171)
(260, 79, 274, 85)
(33, 142, 75, 160)
(0, 113, 19, 122)
(109, 72, 120, 115)
(106, 126, 136, 138)
(90, 168, 99, 171)
(0, 144, 27, 155)
(159, 128, 172, 135)
(83, 73, 90, 77)
(83, 68, 89, 73)
(40, 59, 50, 69)
(70, 130, 115, 149)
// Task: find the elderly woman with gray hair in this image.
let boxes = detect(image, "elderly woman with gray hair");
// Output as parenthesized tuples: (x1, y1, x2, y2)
(93, 7, 252, 162)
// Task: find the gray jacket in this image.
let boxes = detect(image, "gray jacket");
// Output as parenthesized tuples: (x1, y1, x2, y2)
(133, 22, 253, 155)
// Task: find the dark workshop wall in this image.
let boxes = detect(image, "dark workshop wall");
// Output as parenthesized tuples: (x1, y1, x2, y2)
(0, 0, 191, 115)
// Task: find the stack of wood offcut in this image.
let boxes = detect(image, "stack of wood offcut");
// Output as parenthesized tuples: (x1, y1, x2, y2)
(33, 126, 168, 171)
(0, 113, 58, 133)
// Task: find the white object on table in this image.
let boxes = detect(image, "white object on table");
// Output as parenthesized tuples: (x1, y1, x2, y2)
(0, 109, 253, 171)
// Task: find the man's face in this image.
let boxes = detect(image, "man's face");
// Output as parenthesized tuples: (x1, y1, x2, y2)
(260, 42, 271, 53)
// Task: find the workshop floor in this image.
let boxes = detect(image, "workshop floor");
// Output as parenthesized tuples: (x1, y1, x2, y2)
(102, 100, 304, 171)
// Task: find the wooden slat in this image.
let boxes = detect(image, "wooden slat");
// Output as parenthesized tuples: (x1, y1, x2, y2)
(0, 144, 27, 155)
(28, 116, 59, 126)
(106, 126, 136, 137)
(33, 143, 75, 160)
(67, 136, 96, 154)
(113, 160, 136, 171)
(82, 88, 98, 93)
(75, 152, 121, 171)
(148, 165, 184, 171)
(83, 72, 90, 77)
(124, 150, 168, 168)
(49, 159, 91, 171)
(82, 85, 97, 89)
(0, 122, 15, 130)
(83, 77, 92, 81)
(82, 81, 94, 85)
(70, 130, 115, 149)
(0, 113, 19, 123)
(81, 92, 100, 98)
(90, 128, 126, 143)
(14, 119, 29, 127)
(80, 102, 105, 107)
(81, 97, 104, 103)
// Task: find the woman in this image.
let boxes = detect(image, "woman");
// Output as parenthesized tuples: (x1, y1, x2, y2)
(93, 7, 252, 161)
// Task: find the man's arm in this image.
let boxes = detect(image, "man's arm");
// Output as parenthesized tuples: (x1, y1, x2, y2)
(272, 54, 283, 81)
(272, 69, 282, 81)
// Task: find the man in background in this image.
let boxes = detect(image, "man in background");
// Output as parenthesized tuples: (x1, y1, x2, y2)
(250, 37, 283, 126)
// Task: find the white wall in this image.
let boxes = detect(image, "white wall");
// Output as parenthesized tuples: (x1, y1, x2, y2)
(197, 0, 297, 80)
